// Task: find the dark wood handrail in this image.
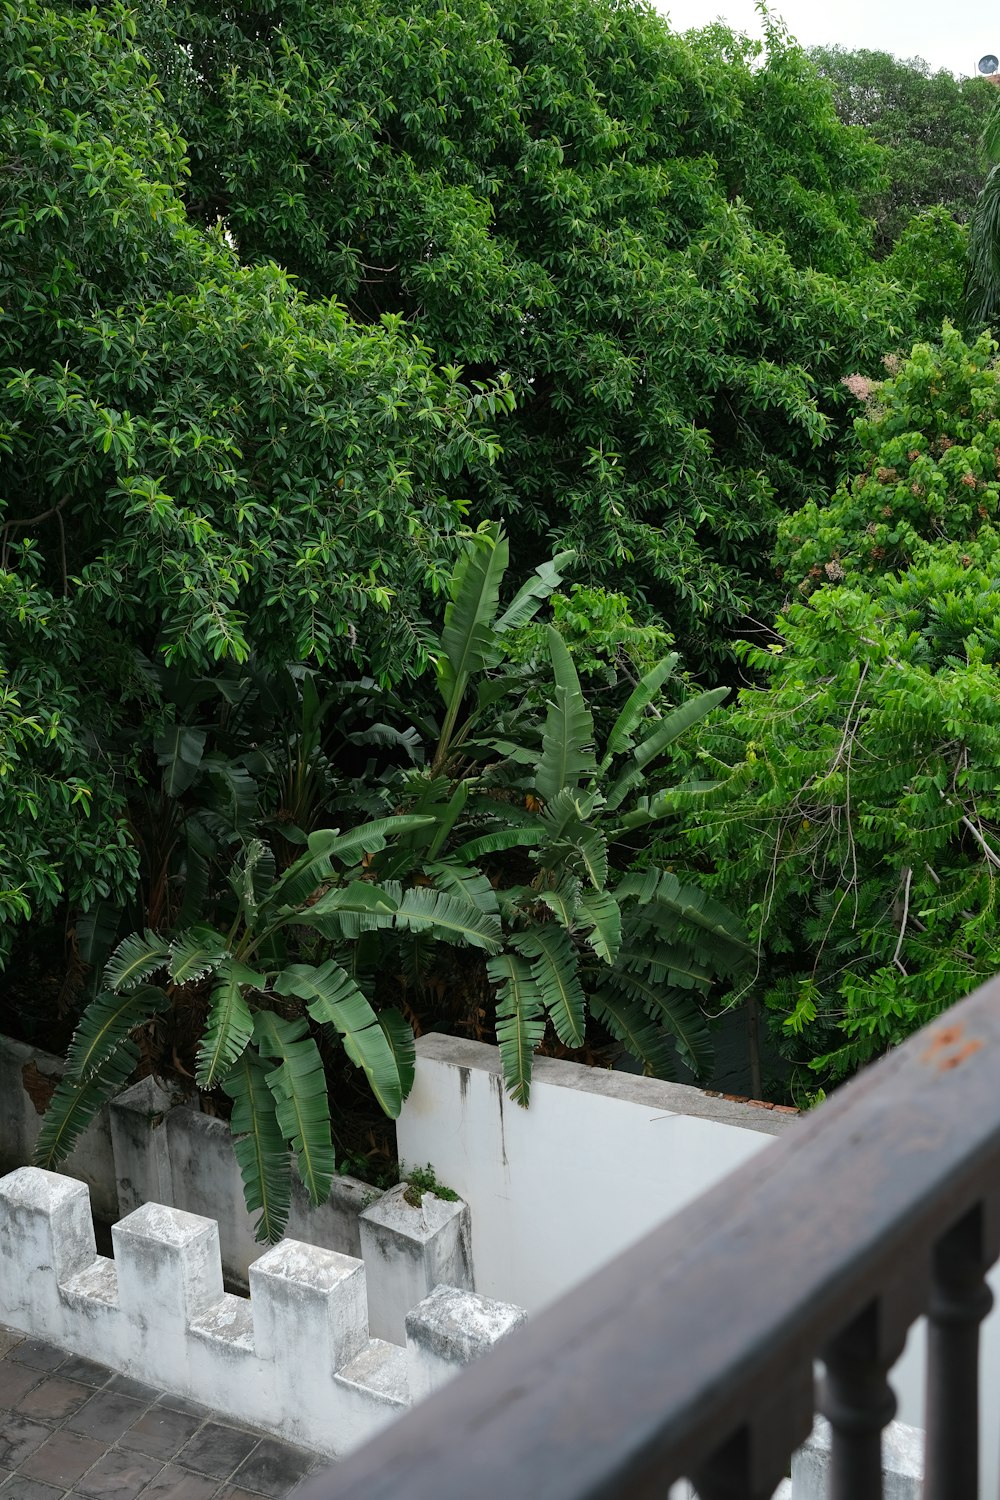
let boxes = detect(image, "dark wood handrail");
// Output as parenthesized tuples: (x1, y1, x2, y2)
(302, 979, 1000, 1500)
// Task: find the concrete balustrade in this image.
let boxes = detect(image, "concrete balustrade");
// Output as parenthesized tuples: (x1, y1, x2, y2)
(0, 1167, 526, 1455)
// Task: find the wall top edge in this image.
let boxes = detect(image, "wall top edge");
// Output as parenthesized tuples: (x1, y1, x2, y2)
(412, 1033, 798, 1137)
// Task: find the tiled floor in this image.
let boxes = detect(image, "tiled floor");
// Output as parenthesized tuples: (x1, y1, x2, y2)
(0, 1324, 324, 1499)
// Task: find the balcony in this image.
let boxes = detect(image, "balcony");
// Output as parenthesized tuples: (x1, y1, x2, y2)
(303, 977, 1000, 1500)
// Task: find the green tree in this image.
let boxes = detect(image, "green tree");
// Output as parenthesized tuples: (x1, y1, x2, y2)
(0, 0, 508, 967)
(810, 46, 996, 253)
(674, 328, 1000, 1091)
(141, 0, 913, 669)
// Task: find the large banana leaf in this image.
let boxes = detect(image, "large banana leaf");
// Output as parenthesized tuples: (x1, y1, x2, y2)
(168, 926, 229, 984)
(618, 868, 751, 972)
(274, 961, 407, 1117)
(494, 549, 575, 633)
(488, 953, 545, 1106)
(224, 1048, 291, 1244)
(602, 653, 679, 763)
(155, 724, 206, 797)
(607, 970, 713, 1077)
(264, 818, 433, 911)
(448, 828, 543, 863)
(546, 623, 582, 698)
(436, 528, 509, 711)
(424, 863, 500, 918)
(577, 889, 622, 964)
(35, 1045, 140, 1169)
(196, 960, 262, 1088)
(253, 1012, 335, 1208)
(591, 992, 676, 1079)
(535, 684, 596, 805)
(378, 1009, 417, 1098)
(511, 926, 586, 1047)
(103, 930, 170, 992)
(605, 687, 729, 811)
(394, 884, 502, 951)
(64, 986, 169, 1082)
(538, 879, 582, 931)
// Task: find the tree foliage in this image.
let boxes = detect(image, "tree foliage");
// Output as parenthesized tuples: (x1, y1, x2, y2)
(0, 0, 508, 964)
(675, 328, 1000, 1090)
(142, 0, 914, 667)
(810, 46, 997, 253)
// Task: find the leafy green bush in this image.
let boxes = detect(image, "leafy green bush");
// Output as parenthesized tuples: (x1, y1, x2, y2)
(674, 329, 1000, 1089)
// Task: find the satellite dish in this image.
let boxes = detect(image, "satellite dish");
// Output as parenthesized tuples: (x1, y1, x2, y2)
(979, 54, 999, 74)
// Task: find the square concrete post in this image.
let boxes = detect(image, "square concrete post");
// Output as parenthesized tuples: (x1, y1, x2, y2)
(113, 1201, 224, 1390)
(109, 1075, 177, 1216)
(250, 1239, 369, 1447)
(0, 1168, 97, 1337)
(405, 1283, 526, 1400)
(359, 1183, 472, 1344)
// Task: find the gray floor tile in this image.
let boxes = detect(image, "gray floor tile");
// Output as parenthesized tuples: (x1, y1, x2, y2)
(74, 1445, 164, 1498)
(58, 1355, 112, 1389)
(0, 1357, 46, 1408)
(153, 1393, 207, 1419)
(118, 1407, 202, 1461)
(20, 1428, 106, 1487)
(174, 1421, 259, 1479)
(16, 1373, 93, 1422)
(67, 1389, 148, 1443)
(0, 1412, 55, 1469)
(0, 1477, 64, 1498)
(0, 1327, 23, 1359)
(8, 1339, 67, 1373)
(231, 1438, 314, 1497)
(105, 1375, 160, 1403)
(135, 1463, 218, 1498)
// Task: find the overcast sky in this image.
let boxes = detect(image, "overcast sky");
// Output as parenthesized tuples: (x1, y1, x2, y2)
(657, 0, 1000, 79)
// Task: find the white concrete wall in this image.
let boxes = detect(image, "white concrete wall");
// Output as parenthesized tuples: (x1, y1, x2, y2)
(396, 1034, 796, 1312)
(0, 1168, 523, 1456)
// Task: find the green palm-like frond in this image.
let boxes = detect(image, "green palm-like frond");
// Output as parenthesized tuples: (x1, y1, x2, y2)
(535, 684, 597, 804)
(64, 986, 169, 1082)
(168, 926, 228, 984)
(307, 815, 437, 868)
(274, 961, 407, 1118)
(436, 526, 509, 709)
(511, 925, 586, 1047)
(394, 884, 502, 951)
(602, 653, 679, 763)
(538, 879, 581, 930)
(253, 1012, 335, 1207)
(968, 161, 1000, 327)
(605, 687, 729, 810)
(103, 930, 170, 992)
(488, 953, 546, 1106)
(284, 881, 399, 940)
(223, 1047, 291, 1244)
(196, 960, 261, 1088)
(607, 969, 713, 1077)
(591, 992, 676, 1079)
(154, 724, 206, 796)
(577, 890, 622, 964)
(377, 1009, 417, 1099)
(447, 828, 543, 862)
(35, 1049, 139, 1170)
(494, 549, 575, 633)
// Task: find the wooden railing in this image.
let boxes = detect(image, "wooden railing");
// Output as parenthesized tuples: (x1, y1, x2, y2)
(302, 979, 1000, 1500)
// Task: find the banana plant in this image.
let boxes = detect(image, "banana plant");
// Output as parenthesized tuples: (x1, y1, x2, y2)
(351, 525, 751, 1103)
(36, 812, 505, 1242)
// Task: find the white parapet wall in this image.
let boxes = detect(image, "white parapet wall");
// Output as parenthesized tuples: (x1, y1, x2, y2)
(396, 1033, 797, 1312)
(0, 1167, 524, 1456)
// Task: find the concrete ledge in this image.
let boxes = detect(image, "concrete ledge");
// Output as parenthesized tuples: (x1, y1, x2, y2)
(408, 1032, 798, 1138)
(0, 1168, 525, 1457)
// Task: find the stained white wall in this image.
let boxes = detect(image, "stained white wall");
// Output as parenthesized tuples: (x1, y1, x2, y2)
(396, 1033, 795, 1312)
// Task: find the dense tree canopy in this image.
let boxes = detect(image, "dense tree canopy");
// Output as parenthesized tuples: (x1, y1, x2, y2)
(141, 0, 915, 667)
(810, 46, 996, 253)
(0, 0, 508, 961)
(677, 329, 1000, 1092)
